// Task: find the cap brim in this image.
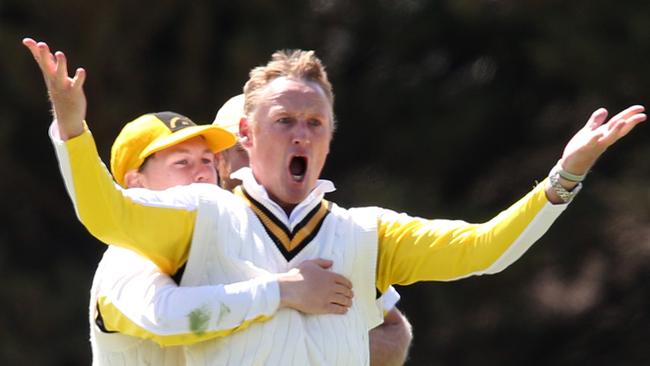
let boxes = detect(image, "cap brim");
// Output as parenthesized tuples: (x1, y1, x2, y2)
(140, 125, 236, 159)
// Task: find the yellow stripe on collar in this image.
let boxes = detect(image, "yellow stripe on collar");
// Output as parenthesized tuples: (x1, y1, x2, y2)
(234, 186, 331, 260)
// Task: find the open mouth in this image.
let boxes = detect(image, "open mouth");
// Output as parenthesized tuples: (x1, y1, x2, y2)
(289, 156, 307, 182)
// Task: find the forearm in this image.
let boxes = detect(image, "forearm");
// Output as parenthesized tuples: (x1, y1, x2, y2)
(96, 247, 280, 346)
(98, 277, 279, 346)
(377, 178, 569, 291)
(369, 308, 412, 366)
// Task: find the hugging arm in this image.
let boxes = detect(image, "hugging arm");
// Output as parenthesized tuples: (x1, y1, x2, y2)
(96, 249, 354, 346)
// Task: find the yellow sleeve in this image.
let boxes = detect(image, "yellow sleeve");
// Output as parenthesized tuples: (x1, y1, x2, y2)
(376, 180, 560, 292)
(63, 131, 196, 274)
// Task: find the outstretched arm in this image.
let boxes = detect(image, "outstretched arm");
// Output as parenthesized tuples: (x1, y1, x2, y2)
(369, 308, 413, 366)
(23, 38, 86, 139)
(545, 106, 646, 203)
(376, 106, 646, 291)
(30, 37, 200, 273)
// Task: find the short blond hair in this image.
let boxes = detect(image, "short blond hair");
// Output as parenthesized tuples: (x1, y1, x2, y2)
(243, 50, 334, 122)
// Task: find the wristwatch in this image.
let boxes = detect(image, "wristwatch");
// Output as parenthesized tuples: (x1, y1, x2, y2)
(548, 165, 583, 203)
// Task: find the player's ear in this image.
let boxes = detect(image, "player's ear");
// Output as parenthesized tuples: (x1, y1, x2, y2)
(123, 169, 145, 188)
(239, 117, 252, 148)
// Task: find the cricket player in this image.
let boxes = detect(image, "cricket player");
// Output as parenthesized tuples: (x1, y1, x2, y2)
(212, 93, 413, 365)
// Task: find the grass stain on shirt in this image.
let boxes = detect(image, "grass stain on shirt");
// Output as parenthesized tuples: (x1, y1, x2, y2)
(188, 307, 210, 335)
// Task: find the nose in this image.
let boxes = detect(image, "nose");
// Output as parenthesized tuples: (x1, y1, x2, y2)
(292, 121, 311, 145)
(194, 163, 214, 183)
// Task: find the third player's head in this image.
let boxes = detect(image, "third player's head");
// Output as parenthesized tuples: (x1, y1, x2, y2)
(212, 94, 250, 191)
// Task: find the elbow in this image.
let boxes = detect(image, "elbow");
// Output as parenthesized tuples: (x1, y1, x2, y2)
(77, 204, 119, 245)
(370, 308, 413, 366)
(393, 309, 413, 350)
(147, 287, 184, 330)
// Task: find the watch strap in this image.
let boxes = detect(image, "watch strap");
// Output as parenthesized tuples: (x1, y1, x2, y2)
(549, 166, 583, 203)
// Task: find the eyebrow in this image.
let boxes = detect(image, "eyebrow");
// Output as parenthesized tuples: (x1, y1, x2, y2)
(169, 147, 213, 155)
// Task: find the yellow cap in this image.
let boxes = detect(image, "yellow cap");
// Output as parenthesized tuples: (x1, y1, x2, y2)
(110, 111, 236, 187)
(213, 94, 244, 135)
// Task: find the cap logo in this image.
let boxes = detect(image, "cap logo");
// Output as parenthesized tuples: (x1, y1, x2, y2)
(153, 112, 197, 132)
(170, 117, 191, 130)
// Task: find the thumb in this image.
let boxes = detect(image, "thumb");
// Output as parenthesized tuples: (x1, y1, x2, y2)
(311, 258, 333, 269)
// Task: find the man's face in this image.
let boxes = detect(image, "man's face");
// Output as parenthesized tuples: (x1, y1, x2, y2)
(137, 136, 218, 190)
(243, 77, 333, 211)
(215, 142, 250, 191)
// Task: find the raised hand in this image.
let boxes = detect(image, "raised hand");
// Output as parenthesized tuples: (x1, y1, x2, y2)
(277, 258, 354, 315)
(559, 105, 646, 176)
(23, 37, 87, 139)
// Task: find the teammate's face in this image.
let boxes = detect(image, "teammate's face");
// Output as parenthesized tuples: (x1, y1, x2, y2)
(241, 77, 333, 212)
(136, 136, 217, 190)
(215, 142, 250, 191)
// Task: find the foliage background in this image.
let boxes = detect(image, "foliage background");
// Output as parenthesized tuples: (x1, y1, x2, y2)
(1, 1, 649, 365)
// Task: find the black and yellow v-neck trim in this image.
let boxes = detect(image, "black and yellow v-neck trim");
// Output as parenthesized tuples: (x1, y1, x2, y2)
(234, 186, 331, 261)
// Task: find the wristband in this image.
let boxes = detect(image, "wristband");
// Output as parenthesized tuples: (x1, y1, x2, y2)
(555, 165, 587, 183)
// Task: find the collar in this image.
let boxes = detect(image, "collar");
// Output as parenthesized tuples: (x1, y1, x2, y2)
(231, 167, 335, 230)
